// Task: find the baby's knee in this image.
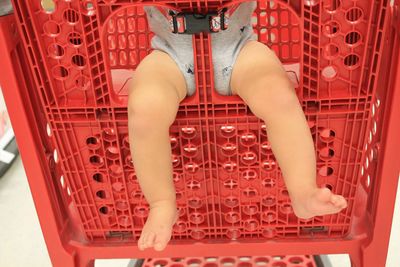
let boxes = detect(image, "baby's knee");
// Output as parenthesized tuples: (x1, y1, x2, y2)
(128, 85, 179, 128)
(250, 74, 298, 116)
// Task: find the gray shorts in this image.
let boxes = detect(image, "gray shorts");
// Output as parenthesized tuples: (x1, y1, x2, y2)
(144, 1, 257, 96)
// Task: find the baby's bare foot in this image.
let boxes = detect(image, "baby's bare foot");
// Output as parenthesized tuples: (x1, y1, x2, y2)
(138, 200, 178, 251)
(290, 187, 348, 219)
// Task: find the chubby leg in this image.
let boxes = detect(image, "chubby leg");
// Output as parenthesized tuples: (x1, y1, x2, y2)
(128, 50, 187, 250)
(230, 41, 347, 219)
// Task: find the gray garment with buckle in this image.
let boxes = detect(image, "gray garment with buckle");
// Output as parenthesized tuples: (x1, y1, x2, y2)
(143, 1, 257, 96)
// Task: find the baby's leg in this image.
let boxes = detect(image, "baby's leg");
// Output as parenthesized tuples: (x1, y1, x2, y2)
(128, 50, 187, 251)
(230, 41, 347, 219)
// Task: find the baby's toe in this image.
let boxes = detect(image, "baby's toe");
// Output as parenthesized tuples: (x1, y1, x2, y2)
(145, 232, 156, 248)
(138, 234, 148, 250)
(154, 234, 170, 251)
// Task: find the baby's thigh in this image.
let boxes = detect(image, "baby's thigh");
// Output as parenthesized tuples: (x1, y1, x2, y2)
(130, 50, 188, 101)
(128, 50, 188, 124)
(230, 40, 289, 95)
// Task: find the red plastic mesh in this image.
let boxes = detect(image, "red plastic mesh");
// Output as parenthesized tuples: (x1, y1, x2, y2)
(141, 255, 319, 267)
(10, 0, 390, 243)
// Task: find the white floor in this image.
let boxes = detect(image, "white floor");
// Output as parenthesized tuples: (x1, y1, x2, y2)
(0, 157, 399, 267)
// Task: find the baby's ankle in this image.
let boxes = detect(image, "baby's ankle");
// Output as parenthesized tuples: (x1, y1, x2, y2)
(149, 198, 177, 210)
(288, 184, 319, 200)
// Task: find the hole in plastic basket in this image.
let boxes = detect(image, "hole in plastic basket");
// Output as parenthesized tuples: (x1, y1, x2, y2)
(224, 179, 238, 189)
(170, 136, 178, 149)
(320, 128, 336, 142)
(240, 132, 257, 146)
(323, 21, 340, 37)
(46, 123, 52, 137)
(183, 143, 199, 157)
(102, 128, 116, 141)
(325, 184, 333, 191)
(323, 44, 339, 60)
(322, 66, 338, 80)
(66, 187, 71, 196)
(106, 146, 119, 160)
(93, 173, 103, 182)
(125, 155, 134, 168)
(187, 259, 202, 267)
(226, 228, 241, 239)
(109, 164, 122, 177)
(319, 166, 334, 176)
(153, 260, 168, 267)
(223, 161, 237, 172)
(243, 188, 257, 198)
(118, 215, 131, 227)
(344, 54, 360, 69)
(262, 211, 277, 223)
(112, 182, 124, 193)
(319, 147, 335, 159)
(346, 7, 363, 23)
(75, 75, 90, 91)
(262, 227, 277, 238)
(262, 178, 276, 188)
(262, 160, 276, 171)
(323, 0, 341, 13)
(239, 257, 251, 261)
(48, 44, 64, 59)
(68, 32, 83, 47)
(181, 126, 197, 139)
(252, 16, 258, 26)
(244, 219, 259, 231)
(52, 65, 69, 80)
(261, 141, 272, 154)
(134, 205, 149, 218)
(269, 15, 276, 26)
(281, 189, 289, 197)
(96, 190, 107, 199)
(60, 176, 65, 188)
(122, 136, 130, 150)
(221, 143, 237, 156)
(242, 169, 258, 181)
(174, 221, 187, 233)
(41, 0, 55, 13)
(188, 197, 203, 209)
(184, 162, 199, 173)
(280, 203, 293, 214)
(262, 196, 276, 206)
(72, 54, 87, 69)
(128, 173, 137, 183)
(304, 0, 320, 6)
(241, 151, 258, 165)
(53, 149, 58, 163)
(43, 21, 60, 36)
(187, 180, 201, 190)
(243, 204, 259, 216)
(99, 206, 109, 215)
(190, 230, 206, 240)
(345, 31, 362, 46)
(220, 125, 236, 138)
(83, 1, 95, 16)
(221, 258, 235, 266)
(86, 136, 99, 149)
(288, 256, 304, 264)
(224, 196, 239, 208)
(225, 211, 240, 223)
(255, 257, 270, 265)
(63, 9, 80, 24)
